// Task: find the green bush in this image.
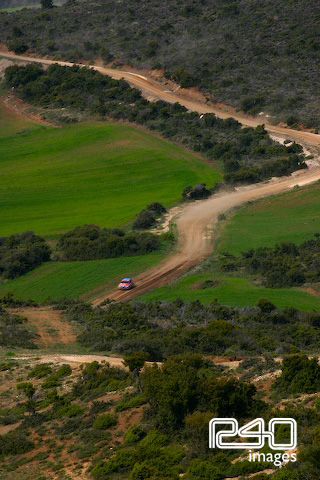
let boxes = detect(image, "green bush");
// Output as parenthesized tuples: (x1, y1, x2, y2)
(55, 403, 83, 418)
(124, 425, 146, 445)
(91, 450, 136, 478)
(114, 394, 147, 412)
(28, 364, 53, 379)
(0, 231, 51, 280)
(0, 431, 34, 456)
(57, 224, 160, 260)
(93, 413, 118, 430)
(273, 354, 320, 394)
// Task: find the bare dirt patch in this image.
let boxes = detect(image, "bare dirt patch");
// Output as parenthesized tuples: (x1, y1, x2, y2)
(8, 307, 76, 348)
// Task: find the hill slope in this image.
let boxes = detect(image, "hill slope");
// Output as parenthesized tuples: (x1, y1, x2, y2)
(1, 0, 319, 125)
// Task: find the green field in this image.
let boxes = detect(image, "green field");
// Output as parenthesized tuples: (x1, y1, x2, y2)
(0, 251, 166, 302)
(0, 101, 40, 137)
(140, 272, 320, 311)
(218, 182, 320, 255)
(0, 121, 221, 238)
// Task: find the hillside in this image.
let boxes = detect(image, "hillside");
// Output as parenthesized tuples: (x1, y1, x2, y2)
(0, 0, 66, 9)
(1, 305, 320, 479)
(1, 0, 320, 126)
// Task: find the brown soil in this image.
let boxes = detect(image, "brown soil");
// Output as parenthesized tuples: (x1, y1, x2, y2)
(8, 307, 76, 348)
(303, 287, 320, 297)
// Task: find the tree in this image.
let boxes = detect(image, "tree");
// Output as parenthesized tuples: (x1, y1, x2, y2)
(132, 210, 157, 230)
(185, 411, 213, 456)
(41, 0, 54, 8)
(123, 351, 148, 373)
(124, 351, 149, 392)
(17, 382, 37, 415)
(201, 377, 263, 418)
(142, 354, 204, 431)
(256, 298, 276, 313)
(146, 202, 166, 216)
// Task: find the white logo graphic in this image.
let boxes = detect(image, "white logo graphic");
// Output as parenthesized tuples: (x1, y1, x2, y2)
(209, 418, 297, 450)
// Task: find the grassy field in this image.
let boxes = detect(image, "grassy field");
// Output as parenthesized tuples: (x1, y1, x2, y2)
(218, 182, 320, 255)
(0, 251, 166, 302)
(0, 121, 221, 238)
(0, 101, 40, 137)
(140, 272, 320, 312)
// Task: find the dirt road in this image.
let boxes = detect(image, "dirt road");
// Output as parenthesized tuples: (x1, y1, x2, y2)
(2, 51, 320, 146)
(95, 166, 320, 303)
(2, 51, 320, 305)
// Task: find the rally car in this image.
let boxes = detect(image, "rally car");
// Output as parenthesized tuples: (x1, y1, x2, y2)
(118, 278, 135, 290)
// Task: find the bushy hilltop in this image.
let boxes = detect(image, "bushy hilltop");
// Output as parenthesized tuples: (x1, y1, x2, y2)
(0, 0, 66, 8)
(1, 0, 320, 127)
(0, 0, 38, 7)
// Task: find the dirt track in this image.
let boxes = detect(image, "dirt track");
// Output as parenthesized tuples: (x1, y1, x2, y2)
(2, 51, 320, 305)
(2, 51, 320, 146)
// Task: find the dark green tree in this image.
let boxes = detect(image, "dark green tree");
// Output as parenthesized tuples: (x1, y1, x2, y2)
(41, 0, 54, 8)
(17, 382, 37, 415)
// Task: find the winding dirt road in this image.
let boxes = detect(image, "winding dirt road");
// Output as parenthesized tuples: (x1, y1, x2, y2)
(2, 51, 320, 305)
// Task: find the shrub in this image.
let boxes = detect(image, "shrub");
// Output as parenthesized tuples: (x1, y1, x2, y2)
(124, 425, 146, 445)
(55, 403, 83, 418)
(133, 210, 157, 230)
(28, 364, 52, 379)
(114, 394, 147, 412)
(57, 224, 160, 260)
(146, 202, 167, 216)
(93, 413, 118, 429)
(0, 431, 34, 456)
(0, 310, 38, 349)
(7, 41, 29, 54)
(56, 364, 72, 378)
(0, 231, 51, 280)
(91, 450, 136, 478)
(123, 351, 149, 372)
(182, 184, 211, 200)
(273, 355, 320, 394)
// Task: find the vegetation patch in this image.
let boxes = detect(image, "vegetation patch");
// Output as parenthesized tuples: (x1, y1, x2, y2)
(0, 231, 51, 279)
(0, 306, 38, 348)
(1, 0, 320, 125)
(219, 235, 320, 288)
(58, 299, 320, 359)
(57, 224, 161, 261)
